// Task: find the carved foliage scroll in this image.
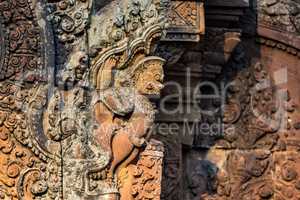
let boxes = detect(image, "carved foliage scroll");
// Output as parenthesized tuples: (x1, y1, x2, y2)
(0, 0, 169, 199)
(0, 0, 43, 81)
(200, 23, 300, 199)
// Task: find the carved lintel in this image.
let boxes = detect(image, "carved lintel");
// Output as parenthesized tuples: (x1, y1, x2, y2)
(163, 0, 205, 42)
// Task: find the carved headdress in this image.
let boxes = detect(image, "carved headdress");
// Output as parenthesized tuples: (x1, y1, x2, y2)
(89, 0, 169, 90)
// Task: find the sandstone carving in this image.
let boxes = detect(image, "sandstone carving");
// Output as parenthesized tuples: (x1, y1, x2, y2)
(259, 0, 300, 34)
(1, 0, 299, 200)
(0, 0, 169, 199)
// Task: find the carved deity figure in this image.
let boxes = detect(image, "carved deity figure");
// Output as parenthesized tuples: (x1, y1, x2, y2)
(92, 56, 165, 184)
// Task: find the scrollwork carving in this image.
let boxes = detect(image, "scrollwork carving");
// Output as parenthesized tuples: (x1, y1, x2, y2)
(47, 0, 91, 43)
(81, 0, 169, 198)
(118, 139, 164, 200)
(0, 0, 43, 81)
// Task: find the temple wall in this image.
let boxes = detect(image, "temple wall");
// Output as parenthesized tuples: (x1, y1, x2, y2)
(156, 1, 300, 199)
(0, 0, 299, 199)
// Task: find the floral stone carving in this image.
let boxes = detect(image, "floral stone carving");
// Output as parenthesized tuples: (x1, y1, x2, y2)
(0, 0, 169, 199)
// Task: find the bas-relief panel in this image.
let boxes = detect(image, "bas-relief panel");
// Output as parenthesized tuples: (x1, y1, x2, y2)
(0, 0, 300, 200)
(0, 0, 208, 197)
(192, 30, 300, 200)
(156, 1, 300, 199)
(163, 0, 205, 42)
(0, 0, 173, 199)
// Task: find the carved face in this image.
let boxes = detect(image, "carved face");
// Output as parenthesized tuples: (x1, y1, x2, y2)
(136, 63, 164, 96)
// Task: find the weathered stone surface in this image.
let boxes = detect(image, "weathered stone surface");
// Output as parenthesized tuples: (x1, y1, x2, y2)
(1, 0, 300, 200)
(0, 0, 172, 199)
(163, 0, 205, 42)
(155, 1, 300, 200)
(258, 0, 300, 34)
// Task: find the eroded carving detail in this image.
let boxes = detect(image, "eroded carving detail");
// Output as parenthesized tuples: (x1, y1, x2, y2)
(219, 58, 289, 149)
(0, 0, 169, 199)
(0, 0, 43, 81)
(0, 81, 63, 200)
(163, 0, 205, 42)
(202, 150, 273, 200)
(259, 0, 300, 34)
(47, 0, 91, 43)
(118, 139, 164, 200)
(59, 0, 169, 198)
